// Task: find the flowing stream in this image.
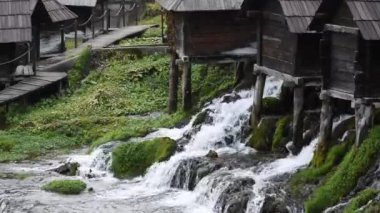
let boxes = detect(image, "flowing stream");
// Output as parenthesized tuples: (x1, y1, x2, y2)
(1, 77, 322, 213)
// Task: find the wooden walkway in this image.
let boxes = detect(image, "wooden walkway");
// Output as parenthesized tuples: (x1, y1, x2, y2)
(0, 72, 67, 105)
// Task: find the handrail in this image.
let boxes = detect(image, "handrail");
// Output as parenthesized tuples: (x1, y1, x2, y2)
(93, 10, 108, 22)
(112, 6, 124, 17)
(0, 44, 33, 66)
(79, 14, 94, 27)
(62, 21, 76, 30)
(124, 3, 136, 12)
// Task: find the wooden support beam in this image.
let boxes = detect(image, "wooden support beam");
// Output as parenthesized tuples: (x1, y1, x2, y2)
(251, 73, 266, 128)
(355, 101, 374, 146)
(182, 61, 192, 111)
(168, 53, 179, 113)
(293, 86, 305, 153)
(60, 25, 65, 53)
(325, 24, 359, 35)
(122, 0, 126, 27)
(235, 61, 245, 86)
(318, 95, 334, 151)
(107, 9, 111, 32)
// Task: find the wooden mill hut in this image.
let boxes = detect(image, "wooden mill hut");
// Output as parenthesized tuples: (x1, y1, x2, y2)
(318, 0, 380, 146)
(157, 0, 257, 112)
(31, 0, 78, 59)
(57, 0, 108, 25)
(0, 0, 33, 87)
(247, 0, 329, 153)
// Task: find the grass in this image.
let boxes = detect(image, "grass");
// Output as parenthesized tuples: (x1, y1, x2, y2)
(344, 189, 379, 213)
(290, 139, 353, 195)
(0, 51, 234, 162)
(305, 126, 380, 213)
(111, 137, 176, 178)
(42, 180, 86, 195)
(65, 38, 83, 50)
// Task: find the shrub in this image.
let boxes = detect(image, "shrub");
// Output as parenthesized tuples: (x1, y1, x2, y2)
(42, 180, 86, 195)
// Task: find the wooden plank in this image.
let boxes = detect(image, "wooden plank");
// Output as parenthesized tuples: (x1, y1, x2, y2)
(1, 88, 29, 96)
(37, 72, 67, 77)
(31, 76, 64, 82)
(11, 83, 41, 91)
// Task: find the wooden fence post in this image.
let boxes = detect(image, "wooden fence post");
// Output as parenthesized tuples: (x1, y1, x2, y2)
(251, 73, 266, 128)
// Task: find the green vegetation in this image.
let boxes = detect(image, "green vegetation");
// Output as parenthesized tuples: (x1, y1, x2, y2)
(305, 126, 380, 213)
(364, 202, 380, 213)
(0, 172, 29, 180)
(42, 180, 87, 195)
(111, 137, 176, 178)
(65, 38, 83, 50)
(344, 189, 379, 213)
(262, 97, 282, 115)
(120, 3, 165, 46)
(0, 50, 233, 162)
(68, 47, 91, 90)
(290, 139, 353, 195)
(272, 116, 291, 152)
(248, 118, 277, 151)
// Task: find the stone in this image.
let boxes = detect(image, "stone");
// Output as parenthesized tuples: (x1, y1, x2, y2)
(51, 162, 80, 176)
(260, 196, 290, 213)
(206, 150, 218, 159)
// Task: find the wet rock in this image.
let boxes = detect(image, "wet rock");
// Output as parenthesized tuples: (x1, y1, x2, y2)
(51, 162, 80, 176)
(206, 150, 218, 159)
(224, 135, 234, 146)
(260, 196, 290, 213)
(88, 187, 94, 192)
(248, 117, 279, 151)
(222, 94, 242, 104)
(332, 116, 355, 141)
(170, 157, 223, 190)
(192, 109, 214, 127)
(214, 177, 255, 213)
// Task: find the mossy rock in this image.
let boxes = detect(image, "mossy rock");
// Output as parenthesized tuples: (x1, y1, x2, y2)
(344, 189, 379, 213)
(42, 180, 87, 195)
(262, 97, 282, 115)
(192, 109, 212, 127)
(272, 116, 292, 152)
(248, 117, 278, 151)
(111, 137, 176, 179)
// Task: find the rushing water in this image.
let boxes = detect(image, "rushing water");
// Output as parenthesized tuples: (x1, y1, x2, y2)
(0, 77, 322, 213)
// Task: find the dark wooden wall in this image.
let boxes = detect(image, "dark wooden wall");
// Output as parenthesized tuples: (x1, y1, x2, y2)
(171, 11, 256, 57)
(0, 43, 16, 81)
(260, 0, 298, 75)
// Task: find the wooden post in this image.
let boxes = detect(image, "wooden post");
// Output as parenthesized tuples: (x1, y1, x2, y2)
(32, 42, 37, 73)
(122, 0, 126, 27)
(318, 95, 334, 152)
(91, 17, 95, 39)
(235, 61, 245, 86)
(182, 60, 192, 111)
(60, 25, 65, 53)
(74, 20, 78, 48)
(101, 2, 105, 31)
(293, 85, 305, 153)
(355, 101, 375, 146)
(36, 23, 41, 60)
(251, 73, 266, 127)
(107, 9, 111, 32)
(168, 53, 179, 113)
(161, 11, 164, 43)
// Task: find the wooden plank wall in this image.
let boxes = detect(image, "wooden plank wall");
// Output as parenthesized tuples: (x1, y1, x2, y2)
(328, 32, 357, 94)
(295, 33, 322, 77)
(182, 11, 256, 56)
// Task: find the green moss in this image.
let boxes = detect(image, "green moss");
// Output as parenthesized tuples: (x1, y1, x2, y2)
(262, 97, 282, 115)
(272, 116, 292, 152)
(68, 47, 91, 89)
(42, 180, 86, 195)
(248, 118, 277, 151)
(192, 110, 209, 127)
(344, 189, 379, 213)
(1, 53, 233, 162)
(364, 202, 380, 213)
(290, 141, 351, 195)
(305, 126, 380, 213)
(0, 139, 15, 152)
(111, 137, 176, 178)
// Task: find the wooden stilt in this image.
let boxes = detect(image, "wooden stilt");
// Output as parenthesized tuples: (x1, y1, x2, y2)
(235, 61, 245, 86)
(355, 101, 374, 146)
(182, 61, 192, 111)
(293, 86, 305, 152)
(168, 53, 179, 113)
(318, 95, 334, 150)
(251, 73, 266, 128)
(74, 20, 78, 48)
(60, 25, 65, 53)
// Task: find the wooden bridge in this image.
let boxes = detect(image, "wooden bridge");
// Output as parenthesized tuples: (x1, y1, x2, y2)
(0, 25, 154, 107)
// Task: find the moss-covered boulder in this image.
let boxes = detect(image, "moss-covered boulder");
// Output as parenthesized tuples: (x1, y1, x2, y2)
(262, 97, 283, 115)
(272, 116, 292, 153)
(111, 137, 176, 179)
(248, 117, 278, 151)
(42, 180, 86, 195)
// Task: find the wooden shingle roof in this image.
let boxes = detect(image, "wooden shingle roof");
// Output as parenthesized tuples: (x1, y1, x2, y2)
(346, 0, 380, 40)
(156, 0, 245, 11)
(279, 0, 323, 33)
(57, 0, 98, 7)
(40, 0, 78, 22)
(0, 0, 32, 43)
